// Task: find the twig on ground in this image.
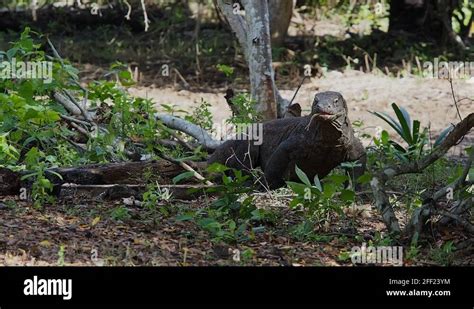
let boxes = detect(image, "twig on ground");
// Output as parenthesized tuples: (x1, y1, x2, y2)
(69, 122, 90, 138)
(155, 151, 213, 186)
(172, 68, 190, 88)
(60, 114, 91, 127)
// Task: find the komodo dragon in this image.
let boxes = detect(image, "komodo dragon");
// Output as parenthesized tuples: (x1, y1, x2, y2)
(208, 91, 366, 189)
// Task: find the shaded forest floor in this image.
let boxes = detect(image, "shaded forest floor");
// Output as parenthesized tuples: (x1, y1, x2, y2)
(1, 192, 472, 266)
(0, 4, 473, 266)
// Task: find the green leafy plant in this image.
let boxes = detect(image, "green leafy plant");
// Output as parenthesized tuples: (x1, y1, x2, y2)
(290, 220, 317, 241)
(0, 29, 180, 206)
(0, 133, 20, 166)
(216, 64, 234, 77)
(88, 77, 163, 158)
(57, 244, 66, 266)
(241, 247, 255, 263)
(337, 250, 352, 262)
(287, 165, 355, 226)
(226, 93, 261, 125)
(21, 147, 61, 208)
(142, 181, 173, 217)
(206, 164, 254, 214)
(372, 103, 428, 160)
(184, 98, 214, 132)
(0, 30, 84, 204)
(370, 232, 393, 247)
(176, 163, 266, 243)
(110, 206, 131, 221)
(429, 241, 455, 266)
(452, 0, 473, 34)
(434, 125, 455, 147)
(406, 244, 421, 262)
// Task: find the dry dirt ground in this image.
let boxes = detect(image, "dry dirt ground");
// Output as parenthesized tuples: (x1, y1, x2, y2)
(2, 192, 472, 266)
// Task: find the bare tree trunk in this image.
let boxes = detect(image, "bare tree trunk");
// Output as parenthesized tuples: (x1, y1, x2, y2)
(245, 0, 278, 120)
(216, 0, 290, 120)
(389, 0, 466, 52)
(268, 0, 294, 47)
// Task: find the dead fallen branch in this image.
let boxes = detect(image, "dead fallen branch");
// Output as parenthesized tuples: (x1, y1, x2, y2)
(154, 114, 222, 150)
(53, 92, 82, 116)
(370, 113, 474, 235)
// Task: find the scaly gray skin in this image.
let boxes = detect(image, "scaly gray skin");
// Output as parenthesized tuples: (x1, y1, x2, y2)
(208, 91, 366, 189)
(283, 103, 302, 118)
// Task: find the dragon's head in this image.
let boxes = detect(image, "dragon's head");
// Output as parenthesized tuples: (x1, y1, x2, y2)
(305, 91, 348, 132)
(311, 91, 347, 120)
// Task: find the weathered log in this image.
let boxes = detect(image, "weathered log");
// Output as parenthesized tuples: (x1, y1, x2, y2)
(0, 160, 208, 196)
